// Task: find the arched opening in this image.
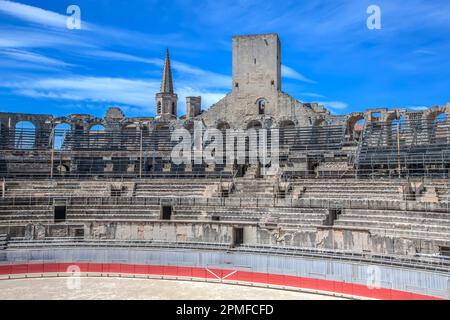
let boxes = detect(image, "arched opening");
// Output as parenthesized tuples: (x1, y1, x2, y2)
(353, 119, 365, 141)
(122, 123, 139, 148)
(391, 116, 406, 130)
(89, 124, 106, 148)
(390, 116, 406, 146)
(184, 121, 194, 132)
(15, 121, 35, 150)
(157, 101, 162, 114)
(56, 164, 69, 176)
(0, 122, 7, 149)
(217, 121, 230, 131)
(256, 99, 266, 115)
(247, 120, 262, 130)
(279, 120, 296, 145)
(347, 115, 365, 141)
(433, 113, 448, 143)
(89, 124, 105, 132)
(54, 123, 71, 150)
(279, 120, 295, 128)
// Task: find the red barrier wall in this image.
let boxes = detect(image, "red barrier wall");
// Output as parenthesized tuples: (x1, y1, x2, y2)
(0, 262, 444, 300)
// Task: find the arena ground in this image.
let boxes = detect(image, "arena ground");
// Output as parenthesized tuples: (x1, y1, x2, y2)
(0, 277, 346, 300)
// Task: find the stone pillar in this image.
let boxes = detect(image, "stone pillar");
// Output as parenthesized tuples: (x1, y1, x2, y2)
(186, 96, 201, 118)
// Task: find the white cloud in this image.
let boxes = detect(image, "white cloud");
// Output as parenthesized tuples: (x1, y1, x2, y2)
(2, 76, 159, 108)
(282, 65, 316, 84)
(318, 101, 349, 111)
(0, 0, 92, 30)
(0, 49, 74, 67)
(414, 49, 436, 56)
(1, 75, 228, 115)
(87, 50, 231, 89)
(301, 92, 326, 99)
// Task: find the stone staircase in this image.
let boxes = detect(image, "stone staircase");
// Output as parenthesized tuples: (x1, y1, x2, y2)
(232, 178, 277, 199)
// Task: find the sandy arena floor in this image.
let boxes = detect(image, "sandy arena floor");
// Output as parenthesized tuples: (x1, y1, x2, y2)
(0, 277, 345, 300)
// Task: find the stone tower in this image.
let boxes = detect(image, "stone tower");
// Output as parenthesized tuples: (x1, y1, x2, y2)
(186, 96, 202, 118)
(156, 49, 178, 119)
(230, 34, 281, 119)
(232, 33, 282, 95)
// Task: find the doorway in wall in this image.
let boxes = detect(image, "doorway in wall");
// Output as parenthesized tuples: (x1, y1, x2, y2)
(53, 200, 67, 223)
(233, 227, 244, 246)
(161, 205, 172, 220)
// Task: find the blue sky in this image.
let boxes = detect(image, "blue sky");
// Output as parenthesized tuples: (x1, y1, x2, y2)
(0, 0, 449, 118)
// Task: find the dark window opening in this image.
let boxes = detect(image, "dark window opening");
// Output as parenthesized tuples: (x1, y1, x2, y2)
(271, 80, 275, 86)
(235, 82, 239, 88)
(254, 58, 256, 64)
(111, 186, 126, 197)
(233, 227, 244, 246)
(212, 216, 220, 221)
(278, 190, 286, 199)
(440, 246, 450, 257)
(326, 208, 342, 226)
(161, 205, 172, 220)
(258, 100, 266, 115)
(54, 205, 66, 223)
(157, 102, 162, 114)
(221, 189, 229, 198)
(74, 229, 84, 237)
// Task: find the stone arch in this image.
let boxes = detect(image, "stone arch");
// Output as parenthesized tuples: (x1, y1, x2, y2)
(56, 164, 69, 176)
(216, 120, 231, 131)
(0, 121, 7, 148)
(183, 120, 195, 132)
(256, 98, 267, 115)
(424, 106, 448, 121)
(279, 120, 296, 145)
(432, 113, 448, 143)
(53, 122, 72, 150)
(246, 120, 262, 130)
(313, 118, 326, 127)
(346, 113, 366, 140)
(279, 120, 296, 128)
(88, 123, 106, 132)
(15, 121, 36, 149)
(389, 115, 407, 146)
(424, 107, 449, 143)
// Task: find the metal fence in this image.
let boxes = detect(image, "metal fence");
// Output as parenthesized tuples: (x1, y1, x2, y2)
(1, 246, 449, 299)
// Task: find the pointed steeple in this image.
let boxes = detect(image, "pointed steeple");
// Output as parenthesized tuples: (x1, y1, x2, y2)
(160, 48, 174, 94)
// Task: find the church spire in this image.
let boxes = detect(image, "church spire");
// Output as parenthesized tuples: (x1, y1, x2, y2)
(160, 48, 174, 94)
(155, 48, 178, 119)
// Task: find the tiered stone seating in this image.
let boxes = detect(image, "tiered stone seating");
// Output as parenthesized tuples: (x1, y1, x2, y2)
(334, 208, 450, 241)
(0, 234, 8, 249)
(433, 182, 450, 203)
(172, 205, 328, 229)
(294, 179, 405, 200)
(134, 180, 218, 197)
(66, 203, 161, 221)
(231, 179, 276, 199)
(5, 180, 111, 198)
(0, 201, 53, 224)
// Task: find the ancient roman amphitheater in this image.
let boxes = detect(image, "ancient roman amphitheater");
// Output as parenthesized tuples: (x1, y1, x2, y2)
(0, 34, 449, 300)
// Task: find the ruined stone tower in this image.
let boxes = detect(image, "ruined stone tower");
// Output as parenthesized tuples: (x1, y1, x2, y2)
(231, 33, 282, 120)
(156, 49, 178, 119)
(232, 33, 282, 95)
